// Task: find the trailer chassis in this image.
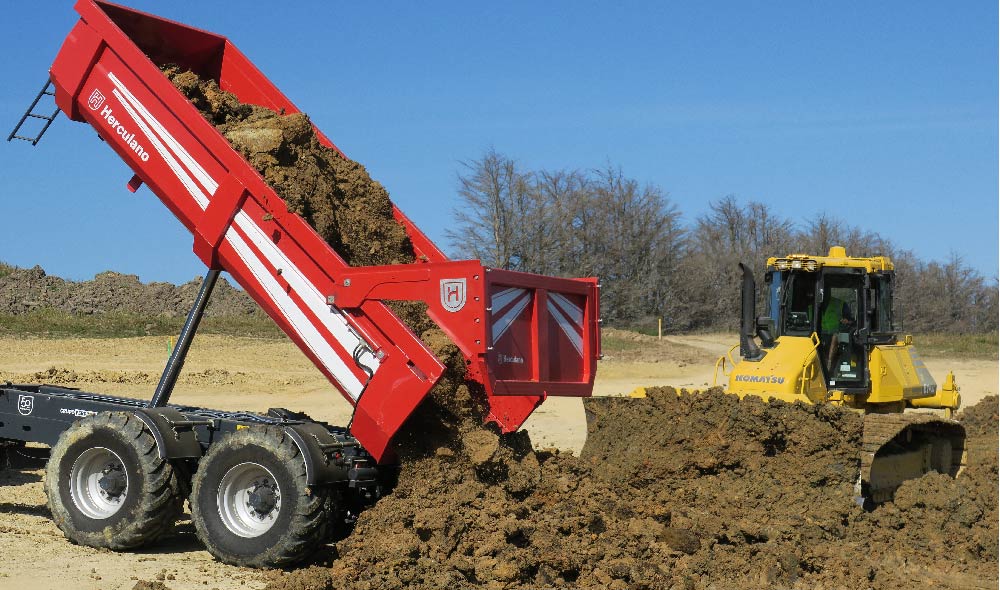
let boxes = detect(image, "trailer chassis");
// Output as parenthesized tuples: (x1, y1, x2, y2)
(0, 270, 381, 494)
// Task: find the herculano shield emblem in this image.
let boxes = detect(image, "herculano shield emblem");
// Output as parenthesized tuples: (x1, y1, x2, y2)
(440, 278, 466, 313)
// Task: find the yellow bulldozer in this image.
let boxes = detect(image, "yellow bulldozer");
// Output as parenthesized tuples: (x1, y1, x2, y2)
(726, 246, 966, 503)
(636, 246, 966, 504)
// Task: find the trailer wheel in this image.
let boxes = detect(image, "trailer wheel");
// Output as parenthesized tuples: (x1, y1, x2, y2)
(190, 426, 328, 567)
(45, 412, 184, 550)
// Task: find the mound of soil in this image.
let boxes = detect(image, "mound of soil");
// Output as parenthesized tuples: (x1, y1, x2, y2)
(261, 391, 997, 590)
(959, 394, 999, 441)
(0, 265, 258, 317)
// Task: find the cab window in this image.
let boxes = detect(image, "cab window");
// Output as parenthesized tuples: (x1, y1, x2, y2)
(782, 272, 817, 335)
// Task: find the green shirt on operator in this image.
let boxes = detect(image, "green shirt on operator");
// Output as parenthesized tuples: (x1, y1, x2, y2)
(821, 296, 850, 333)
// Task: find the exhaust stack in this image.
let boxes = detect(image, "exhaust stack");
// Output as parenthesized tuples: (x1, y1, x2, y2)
(738, 263, 763, 361)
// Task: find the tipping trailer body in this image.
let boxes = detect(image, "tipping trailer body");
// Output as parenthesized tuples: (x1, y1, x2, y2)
(45, 0, 600, 462)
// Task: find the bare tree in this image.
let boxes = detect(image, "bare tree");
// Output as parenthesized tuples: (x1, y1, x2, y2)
(447, 148, 530, 269)
(680, 197, 795, 330)
(583, 165, 685, 325)
(528, 169, 589, 276)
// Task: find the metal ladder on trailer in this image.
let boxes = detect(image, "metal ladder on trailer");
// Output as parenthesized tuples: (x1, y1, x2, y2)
(7, 79, 60, 145)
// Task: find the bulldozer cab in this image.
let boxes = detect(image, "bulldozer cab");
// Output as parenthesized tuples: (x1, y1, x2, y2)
(762, 252, 897, 392)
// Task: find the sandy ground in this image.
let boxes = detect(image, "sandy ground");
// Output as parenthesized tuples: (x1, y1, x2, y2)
(0, 333, 994, 590)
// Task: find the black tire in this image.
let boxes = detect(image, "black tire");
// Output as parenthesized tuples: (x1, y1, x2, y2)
(190, 426, 328, 567)
(44, 412, 184, 550)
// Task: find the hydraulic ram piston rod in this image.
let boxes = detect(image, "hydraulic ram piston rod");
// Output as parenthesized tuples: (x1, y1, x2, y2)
(149, 269, 220, 408)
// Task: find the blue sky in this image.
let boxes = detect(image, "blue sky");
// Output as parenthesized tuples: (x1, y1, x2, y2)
(2, 1, 996, 284)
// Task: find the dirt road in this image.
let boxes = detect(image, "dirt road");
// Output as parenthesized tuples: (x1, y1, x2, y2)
(0, 333, 994, 589)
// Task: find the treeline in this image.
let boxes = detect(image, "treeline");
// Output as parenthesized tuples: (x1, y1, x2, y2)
(447, 149, 998, 334)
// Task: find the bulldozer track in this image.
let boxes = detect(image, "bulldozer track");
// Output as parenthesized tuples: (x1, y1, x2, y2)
(860, 412, 967, 503)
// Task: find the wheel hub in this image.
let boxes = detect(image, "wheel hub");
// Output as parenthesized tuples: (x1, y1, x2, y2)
(218, 462, 283, 537)
(247, 481, 278, 516)
(69, 447, 129, 520)
(98, 465, 127, 498)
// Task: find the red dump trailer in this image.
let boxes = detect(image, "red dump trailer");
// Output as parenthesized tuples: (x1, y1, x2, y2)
(2, 0, 600, 567)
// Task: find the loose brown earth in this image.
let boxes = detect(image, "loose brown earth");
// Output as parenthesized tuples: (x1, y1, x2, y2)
(265, 391, 996, 590)
(163, 66, 415, 271)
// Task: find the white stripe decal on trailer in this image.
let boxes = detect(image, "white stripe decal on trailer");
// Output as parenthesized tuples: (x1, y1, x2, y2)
(491, 290, 531, 343)
(235, 212, 381, 374)
(491, 287, 523, 315)
(225, 227, 365, 398)
(111, 88, 209, 210)
(109, 72, 218, 196)
(549, 292, 583, 329)
(547, 300, 584, 356)
(109, 71, 374, 397)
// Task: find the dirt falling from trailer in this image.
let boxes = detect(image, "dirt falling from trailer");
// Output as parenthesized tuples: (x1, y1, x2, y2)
(164, 65, 460, 415)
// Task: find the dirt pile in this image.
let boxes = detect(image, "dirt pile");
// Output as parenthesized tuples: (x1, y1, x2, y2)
(270, 431, 666, 589)
(261, 390, 997, 590)
(581, 389, 869, 588)
(0, 264, 258, 317)
(580, 389, 998, 588)
(842, 396, 998, 587)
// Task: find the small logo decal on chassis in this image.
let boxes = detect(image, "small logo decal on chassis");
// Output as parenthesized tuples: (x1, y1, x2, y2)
(440, 278, 467, 313)
(59, 408, 97, 418)
(17, 395, 34, 416)
(88, 88, 106, 111)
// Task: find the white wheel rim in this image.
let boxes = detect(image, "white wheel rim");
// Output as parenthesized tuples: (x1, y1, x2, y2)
(70, 447, 129, 520)
(217, 462, 282, 538)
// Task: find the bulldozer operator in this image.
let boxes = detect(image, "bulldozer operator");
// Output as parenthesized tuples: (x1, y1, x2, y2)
(820, 291, 855, 373)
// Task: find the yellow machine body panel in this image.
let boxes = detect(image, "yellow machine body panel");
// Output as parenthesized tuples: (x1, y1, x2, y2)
(909, 370, 961, 415)
(728, 337, 959, 413)
(868, 345, 937, 404)
(727, 336, 826, 404)
(766, 246, 893, 273)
